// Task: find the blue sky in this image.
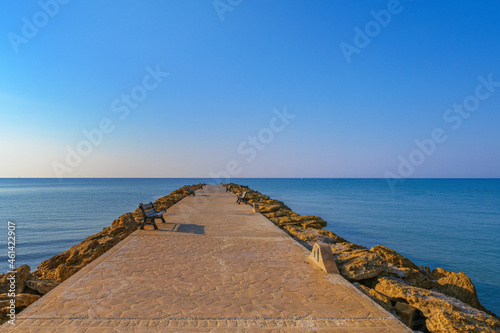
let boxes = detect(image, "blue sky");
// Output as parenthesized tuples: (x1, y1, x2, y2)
(1, 0, 499, 178)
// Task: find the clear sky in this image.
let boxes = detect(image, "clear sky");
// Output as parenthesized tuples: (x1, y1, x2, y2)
(1, 0, 499, 178)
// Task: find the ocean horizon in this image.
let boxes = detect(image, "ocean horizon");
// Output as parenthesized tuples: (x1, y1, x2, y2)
(1, 178, 499, 315)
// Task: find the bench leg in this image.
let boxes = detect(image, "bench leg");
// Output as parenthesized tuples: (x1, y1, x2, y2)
(140, 217, 159, 230)
(160, 215, 166, 224)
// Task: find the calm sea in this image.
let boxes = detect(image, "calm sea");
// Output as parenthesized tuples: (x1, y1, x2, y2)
(0, 178, 498, 315)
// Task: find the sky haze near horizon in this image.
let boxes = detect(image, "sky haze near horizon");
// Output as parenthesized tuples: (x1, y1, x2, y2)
(1, 0, 500, 179)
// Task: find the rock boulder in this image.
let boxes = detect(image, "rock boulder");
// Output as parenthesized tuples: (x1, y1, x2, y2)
(431, 267, 486, 312)
(334, 248, 387, 281)
(0, 264, 30, 294)
(25, 278, 60, 295)
(374, 277, 500, 333)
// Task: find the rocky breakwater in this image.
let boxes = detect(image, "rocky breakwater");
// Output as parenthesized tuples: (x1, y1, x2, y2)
(227, 183, 500, 333)
(0, 184, 203, 324)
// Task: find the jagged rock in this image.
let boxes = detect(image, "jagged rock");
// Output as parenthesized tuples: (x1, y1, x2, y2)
(333, 248, 387, 281)
(154, 199, 175, 211)
(419, 266, 431, 275)
(330, 242, 366, 254)
(274, 215, 302, 227)
(0, 293, 41, 309)
(0, 265, 30, 294)
(374, 277, 500, 333)
(394, 302, 417, 327)
(261, 204, 283, 213)
(25, 278, 60, 295)
(0, 293, 41, 323)
(370, 245, 419, 270)
(353, 282, 393, 311)
(401, 268, 435, 289)
(295, 215, 327, 229)
(227, 182, 499, 332)
(370, 245, 435, 289)
(271, 214, 327, 229)
(282, 226, 318, 242)
(301, 222, 323, 229)
(431, 267, 486, 312)
(264, 210, 290, 218)
(106, 213, 138, 235)
(316, 230, 346, 243)
(382, 265, 435, 289)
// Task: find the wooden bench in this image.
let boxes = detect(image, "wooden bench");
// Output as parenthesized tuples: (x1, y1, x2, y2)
(236, 191, 247, 204)
(139, 202, 166, 230)
(188, 187, 196, 196)
(226, 185, 231, 192)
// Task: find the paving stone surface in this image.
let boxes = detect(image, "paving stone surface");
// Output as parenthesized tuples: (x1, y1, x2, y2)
(1, 185, 410, 332)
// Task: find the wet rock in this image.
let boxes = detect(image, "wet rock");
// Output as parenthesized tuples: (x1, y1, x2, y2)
(374, 277, 500, 333)
(431, 267, 487, 312)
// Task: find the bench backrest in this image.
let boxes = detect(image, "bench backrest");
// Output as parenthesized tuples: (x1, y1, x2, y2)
(140, 202, 156, 215)
(240, 191, 247, 198)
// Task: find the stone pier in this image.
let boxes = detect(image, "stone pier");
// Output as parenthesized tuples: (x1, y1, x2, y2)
(1, 185, 409, 332)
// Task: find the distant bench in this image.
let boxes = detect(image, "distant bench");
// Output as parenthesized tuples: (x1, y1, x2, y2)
(236, 191, 248, 204)
(188, 187, 196, 196)
(139, 202, 166, 230)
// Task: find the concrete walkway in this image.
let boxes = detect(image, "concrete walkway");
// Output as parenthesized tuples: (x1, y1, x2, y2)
(2, 185, 409, 332)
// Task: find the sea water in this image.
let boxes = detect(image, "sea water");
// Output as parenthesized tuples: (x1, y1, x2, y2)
(0, 178, 498, 315)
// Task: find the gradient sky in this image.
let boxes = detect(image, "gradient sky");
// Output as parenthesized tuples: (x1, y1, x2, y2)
(1, 0, 500, 178)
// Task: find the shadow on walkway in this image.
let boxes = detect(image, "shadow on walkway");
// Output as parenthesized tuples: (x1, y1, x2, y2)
(175, 224, 205, 235)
